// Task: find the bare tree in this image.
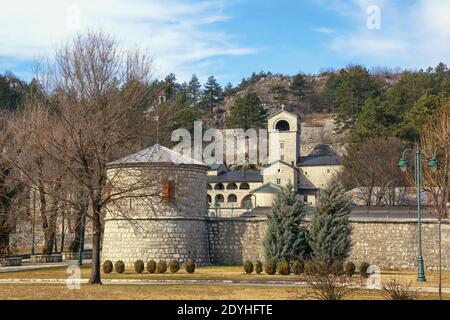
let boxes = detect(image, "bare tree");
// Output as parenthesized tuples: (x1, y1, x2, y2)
(340, 137, 408, 206)
(4, 31, 161, 284)
(420, 101, 450, 300)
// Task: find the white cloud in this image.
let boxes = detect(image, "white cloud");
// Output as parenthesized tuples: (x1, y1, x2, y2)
(324, 0, 450, 69)
(0, 0, 257, 81)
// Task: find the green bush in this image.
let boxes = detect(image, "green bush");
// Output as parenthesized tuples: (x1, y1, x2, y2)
(114, 260, 125, 273)
(255, 261, 263, 275)
(146, 259, 156, 274)
(345, 262, 356, 277)
(134, 260, 144, 273)
(278, 260, 290, 275)
(304, 260, 314, 275)
(156, 259, 167, 273)
(331, 260, 344, 276)
(102, 260, 113, 274)
(264, 259, 276, 275)
(169, 260, 180, 273)
(244, 260, 254, 274)
(359, 262, 370, 278)
(185, 259, 196, 273)
(291, 260, 304, 275)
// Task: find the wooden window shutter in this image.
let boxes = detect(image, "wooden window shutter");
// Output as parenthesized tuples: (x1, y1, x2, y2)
(162, 180, 175, 202)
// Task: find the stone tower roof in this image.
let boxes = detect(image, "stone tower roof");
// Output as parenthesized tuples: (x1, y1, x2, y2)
(108, 144, 205, 166)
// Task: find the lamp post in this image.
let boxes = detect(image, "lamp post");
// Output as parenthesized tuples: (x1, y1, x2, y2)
(398, 142, 437, 282)
(77, 200, 85, 266)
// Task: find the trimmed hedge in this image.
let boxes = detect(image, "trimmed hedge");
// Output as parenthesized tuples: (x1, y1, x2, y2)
(102, 260, 113, 274)
(264, 259, 276, 275)
(331, 260, 344, 276)
(114, 260, 125, 273)
(185, 259, 196, 273)
(255, 261, 263, 275)
(304, 260, 314, 275)
(134, 260, 144, 273)
(291, 260, 304, 275)
(169, 260, 180, 273)
(244, 260, 254, 274)
(146, 259, 156, 274)
(278, 260, 290, 275)
(359, 262, 370, 278)
(345, 262, 356, 277)
(156, 259, 167, 273)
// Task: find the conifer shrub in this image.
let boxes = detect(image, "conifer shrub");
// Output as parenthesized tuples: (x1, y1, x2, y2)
(291, 260, 304, 275)
(102, 260, 113, 274)
(243, 260, 254, 274)
(146, 259, 156, 273)
(359, 262, 370, 278)
(345, 262, 356, 277)
(134, 260, 144, 273)
(255, 261, 263, 275)
(156, 259, 167, 273)
(114, 260, 125, 273)
(264, 259, 276, 275)
(185, 259, 196, 273)
(169, 259, 180, 273)
(278, 260, 290, 275)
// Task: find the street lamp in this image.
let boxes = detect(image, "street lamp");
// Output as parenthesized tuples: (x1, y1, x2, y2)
(399, 142, 437, 282)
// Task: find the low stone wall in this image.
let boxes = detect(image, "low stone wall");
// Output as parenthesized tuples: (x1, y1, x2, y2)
(61, 251, 92, 261)
(102, 217, 210, 266)
(30, 254, 62, 264)
(207, 216, 450, 270)
(0, 257, 23, 267)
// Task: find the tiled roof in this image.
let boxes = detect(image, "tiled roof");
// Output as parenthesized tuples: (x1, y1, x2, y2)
(207, 170, 263, 183)
(298, 155, 342, 166)
(250, 182, 282, 194)
(108, 144, 206, 166)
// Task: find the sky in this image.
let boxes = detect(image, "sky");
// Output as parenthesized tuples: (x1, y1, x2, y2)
(1, 0, 450, 85)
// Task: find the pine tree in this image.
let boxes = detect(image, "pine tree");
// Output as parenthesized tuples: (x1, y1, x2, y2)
(308, 180, 352, 263)
(202, 75, 223, 114)
(187, 74, 201, 107)
(225, 92, 267, 129)
(264, 184, 309, 263)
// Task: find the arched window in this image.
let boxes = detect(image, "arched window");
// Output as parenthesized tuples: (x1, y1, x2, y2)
(227, 183, 238, 190)
(215, 194, 224, 203)
(275, 120, 290, 131)
(207, 184, 212, 190)
(241, 195, 253, 209)
(239, 183, 250, 190)
(207, 195, 212, 203)
(227, 194, 237, 203)
(214, 183, 225, 190)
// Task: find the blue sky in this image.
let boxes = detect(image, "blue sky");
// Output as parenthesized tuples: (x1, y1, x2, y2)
(1, 0, 450, 85)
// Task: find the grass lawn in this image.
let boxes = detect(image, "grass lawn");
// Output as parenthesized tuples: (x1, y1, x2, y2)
(0, 284, 448, 300)
(1, 265, 449, 300)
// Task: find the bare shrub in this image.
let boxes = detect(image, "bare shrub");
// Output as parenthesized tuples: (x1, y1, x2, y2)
(381, 279, 419, 300)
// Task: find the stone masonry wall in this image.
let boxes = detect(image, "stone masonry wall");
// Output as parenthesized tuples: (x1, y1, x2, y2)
(207, 217, 450, 270)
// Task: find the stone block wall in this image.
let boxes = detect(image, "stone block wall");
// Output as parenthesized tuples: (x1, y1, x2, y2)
(102, 217, 210, 266)
(207, 216, 450, 270)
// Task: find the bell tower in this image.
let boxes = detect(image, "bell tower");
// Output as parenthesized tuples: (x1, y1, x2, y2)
(267, 106, 301, 166)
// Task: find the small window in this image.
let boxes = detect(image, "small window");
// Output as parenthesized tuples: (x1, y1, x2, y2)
(280, 142, 285, 149)
(304, 172, 308, 176)
(276, 178, 281, 185)
(240, 183, 250, 190)
(303, 195, 308, 202)
(280, 155, 284, 161)
(227, 194, 237, 203)
(278, 168, 282, 173)
(327, 169, 331, 174)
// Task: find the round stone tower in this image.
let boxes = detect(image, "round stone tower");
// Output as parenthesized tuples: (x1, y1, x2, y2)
(101, 144, 210, 266)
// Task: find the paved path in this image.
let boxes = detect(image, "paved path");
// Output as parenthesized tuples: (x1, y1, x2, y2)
(0, 260, 92, 273)
(0, 278, 448, 294)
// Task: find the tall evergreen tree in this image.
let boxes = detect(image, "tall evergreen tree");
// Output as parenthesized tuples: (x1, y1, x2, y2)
(308, 180, 352, 262)
(225, 92, 267, 129)
(187, 74, 202, 107)
(202, 75, 223, 114)
(264, 184, 309, 263)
